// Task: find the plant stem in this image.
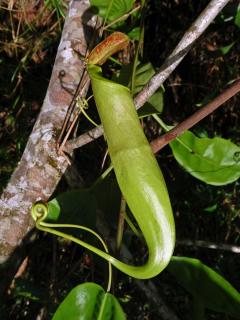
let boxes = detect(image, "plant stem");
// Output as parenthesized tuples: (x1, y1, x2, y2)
(116, 197, 126, 251)
(131, 2, 145, 93)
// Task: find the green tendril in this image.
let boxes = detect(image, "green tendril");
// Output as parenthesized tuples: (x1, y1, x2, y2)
(31, 201, 48, 223)
(77, 97, 99, 128)
(31, 202, 112, 292)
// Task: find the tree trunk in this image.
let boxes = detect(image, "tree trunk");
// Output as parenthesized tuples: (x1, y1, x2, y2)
(0, 0, 96, 297)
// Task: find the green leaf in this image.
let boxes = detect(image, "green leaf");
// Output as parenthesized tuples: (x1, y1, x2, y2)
(137, 91, 164, 118)
(113, 62, 164, 115)
(133, 62, 164, 115)
(92, 173, 121, 224)
(133, 62, 155, 94)
(113, 62, 154, 93)
(219, 42, 235, 55)
(168, 256, 240, 319)
(170, 130, 240, 185)
(47, 189, 97, 228)
(14, 278, 45, 302)
(203, 203, 218, 213)
(47, 198, 61, 221)
(52, 283, 126, 320)
(90, 0, 135, 22)
(234, 4, 240, 28)
(128, 27, 141, 40)
(44, 0, 66, 18)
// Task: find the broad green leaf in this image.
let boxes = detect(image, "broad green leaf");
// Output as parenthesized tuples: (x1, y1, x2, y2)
(133, 62, 155, 94)
(47, 173, 121, 228)
(47, 198, 61, 221)
(52, 282, 126, 320)
(170, 130, 240, 185)
(132, 62, 164, 114)
(47, 189, 97, 228)
(90, 0, 135, 22)
(113, 62, 164, 115)
(92, 173, 121, 224)
(113, 62, 155, 93)
(136, 90, 164, 117)
(168, 256, 240, 319)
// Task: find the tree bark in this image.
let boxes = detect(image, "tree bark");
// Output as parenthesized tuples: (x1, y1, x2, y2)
(0, 0, 96, 296)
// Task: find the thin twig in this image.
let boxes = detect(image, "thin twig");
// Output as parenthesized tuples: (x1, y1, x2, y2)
(177, 239, 240, 254)
(101, 4, 141, 31)
(151, 79, 240, 153)
(64, 0, 230, 153)
(64, 125, 104, 152)
(58, 110, 80, 156)
(57, 71, 89, 151)
(57, 15, 99, 153)
(116, 197, 126, 252)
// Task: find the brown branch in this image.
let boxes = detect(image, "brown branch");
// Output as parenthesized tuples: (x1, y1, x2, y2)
(0, 0, 98, 295)
(151, 79, 240, 153)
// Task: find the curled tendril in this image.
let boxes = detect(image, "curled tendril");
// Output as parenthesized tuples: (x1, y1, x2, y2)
(31, 201, 48, 223)
(77, 97, 99, 128)
(31, 201, 112, 292)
